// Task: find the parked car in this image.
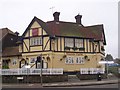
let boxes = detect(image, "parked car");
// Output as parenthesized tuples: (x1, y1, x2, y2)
(108, 63, 120, 67)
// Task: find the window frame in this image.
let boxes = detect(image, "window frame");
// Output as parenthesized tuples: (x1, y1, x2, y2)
(65, 57, 74, 64)
(65, 38, 74, 48)
(76, 57, 85, 64)
(30, 37, 42, 46)
(64, 38, 84, 50)
(12, 59, 17, 65)
(30, 57, 37, 64)
(32, 28, 39, 36)
(75, 39, 84, 48)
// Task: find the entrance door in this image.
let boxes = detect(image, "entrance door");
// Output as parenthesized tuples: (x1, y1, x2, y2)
(2, 60, 9, 69)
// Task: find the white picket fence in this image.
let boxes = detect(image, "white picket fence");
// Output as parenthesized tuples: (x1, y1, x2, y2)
(0, 68, 63, 75)
(1, 68, 119, 75)
(118, 68, 120, 74)
(80, 68, 105, 74)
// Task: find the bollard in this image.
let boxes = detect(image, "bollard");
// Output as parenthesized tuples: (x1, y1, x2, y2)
(97, 72, 102, 81)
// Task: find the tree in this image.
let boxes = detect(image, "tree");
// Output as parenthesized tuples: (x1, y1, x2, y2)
(105, 54, 114, 61)
(114, 58, 120, 64)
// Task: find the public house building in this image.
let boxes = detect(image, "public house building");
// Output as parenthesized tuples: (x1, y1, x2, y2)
(18, 12, 106, 74)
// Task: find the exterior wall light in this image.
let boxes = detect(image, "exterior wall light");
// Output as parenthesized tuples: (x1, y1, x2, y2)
(60, 55, 67, 61)
(46, 56, 50, 61)
(63, 55, 67, 58)
(60, 59, 62, 61)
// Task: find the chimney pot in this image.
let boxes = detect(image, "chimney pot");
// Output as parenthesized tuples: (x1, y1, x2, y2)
(75, 14, 82, 24)
(53, 12, 60, 22)
(15, 31, 19, 36)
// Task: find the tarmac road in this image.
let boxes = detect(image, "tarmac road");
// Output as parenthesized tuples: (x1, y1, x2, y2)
(2, 79, 118, 88)
(2, 83, 119, 89)
(58, 83, 119, 88)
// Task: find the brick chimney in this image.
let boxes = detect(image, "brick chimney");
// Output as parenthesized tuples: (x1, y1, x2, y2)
(15, 31, 19, 36)
(75, 14, 82, 24)
(53, 12, 60, 22)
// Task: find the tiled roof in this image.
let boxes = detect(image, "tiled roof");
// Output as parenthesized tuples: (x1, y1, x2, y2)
(22, 17, 106, 45)
(46, 21, 106, 45)
(0, 28, 15, 40)
(46, 21, 103, 39)
(2, 46, 21, 57)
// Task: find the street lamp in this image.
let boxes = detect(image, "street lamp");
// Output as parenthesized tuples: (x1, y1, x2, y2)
(37, 55, 43, 86)
(99, 60, 114, 79)
(25, 64, 30, 84)
(36, 36, 56, 86)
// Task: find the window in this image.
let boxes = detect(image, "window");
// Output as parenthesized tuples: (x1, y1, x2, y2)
(32, 28, 39, 36)
(75, 39, 83, 48)
(65, 38, 74, 47)
(76, 57, 84, 64)
(65, 57, 74, 64)
(30, 37, 42, 46)
(65, 38, 84, 48)
(30, 58, 37, 64)
(12, 59, 17, 65)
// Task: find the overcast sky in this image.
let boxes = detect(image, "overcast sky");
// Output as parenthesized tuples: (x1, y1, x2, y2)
(0, 0, 119, 58)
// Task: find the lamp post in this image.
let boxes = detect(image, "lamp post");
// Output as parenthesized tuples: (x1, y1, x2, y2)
(37, 55, 43, 86)
(36, 36, 56, 86)
(99, 60, 114, 79)
(40, 54, 42, 86)
(25, 64, 30, 84)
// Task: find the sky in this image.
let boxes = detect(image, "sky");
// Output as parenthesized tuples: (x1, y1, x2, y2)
(0, 0, 119, 59)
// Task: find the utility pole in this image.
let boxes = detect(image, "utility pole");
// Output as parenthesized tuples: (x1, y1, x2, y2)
(37, 55, 43, 86)
(40, 54, 42, 86)
(106, 60, 109, 79)
(37, 36, 56, 86)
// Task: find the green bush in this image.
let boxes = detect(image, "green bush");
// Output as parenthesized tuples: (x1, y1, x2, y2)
(2, 75, 68, 83)
(108, 66, 119, 77)
(76, 73, 107, 80)
(2, 65, 9, 69)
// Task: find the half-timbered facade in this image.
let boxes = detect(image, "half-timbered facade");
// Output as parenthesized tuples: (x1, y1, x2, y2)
(19, 12, 106, 73)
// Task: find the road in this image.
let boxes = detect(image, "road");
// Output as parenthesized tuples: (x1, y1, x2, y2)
(59, 84, 119, 88)
(2, 83, 119, 88)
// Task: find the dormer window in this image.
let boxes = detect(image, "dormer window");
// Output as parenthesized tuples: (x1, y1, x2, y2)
(32, 28, 39, 36)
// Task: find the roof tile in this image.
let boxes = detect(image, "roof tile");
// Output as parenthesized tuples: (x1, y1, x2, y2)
(2, 46, 21, 57)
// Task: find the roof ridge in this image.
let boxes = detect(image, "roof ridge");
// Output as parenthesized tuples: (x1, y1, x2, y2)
(47, 20, 78, 24)
(85, 24, 103, 28)
(22, 16, 47, 36)
(33, 16, 47, 25)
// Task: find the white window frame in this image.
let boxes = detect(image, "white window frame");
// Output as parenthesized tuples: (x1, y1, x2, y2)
(12, 59, 17, 65)
(30, 37, 42, 46)
(30, 58, 37, 64)
(75, 39, 84, 48)
(65, 57, 74, 64)
(76, 57, 85, 64)
(65, 38, 74, 48)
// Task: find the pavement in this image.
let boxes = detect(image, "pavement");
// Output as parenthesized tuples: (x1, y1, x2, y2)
(42, 78, 118, 87)
(2, 75, 119, 88)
